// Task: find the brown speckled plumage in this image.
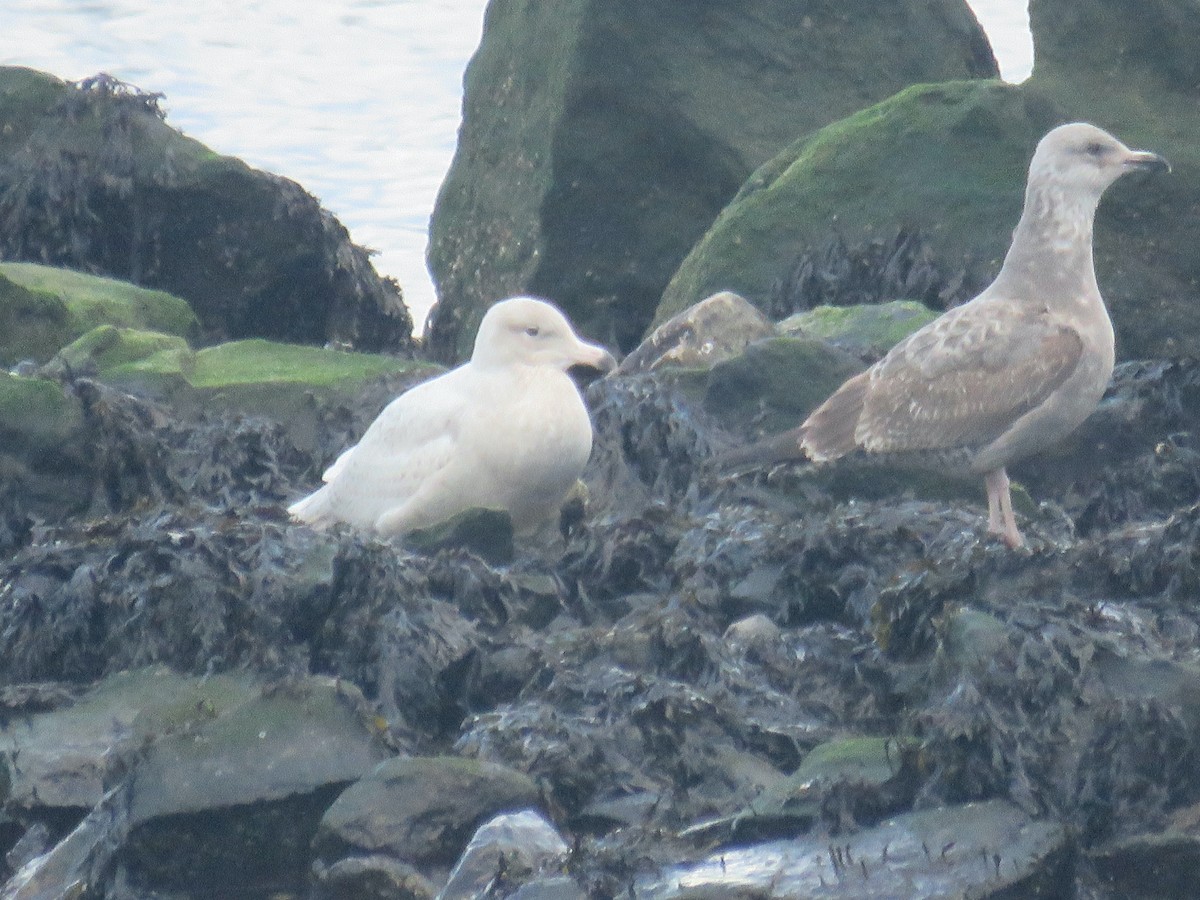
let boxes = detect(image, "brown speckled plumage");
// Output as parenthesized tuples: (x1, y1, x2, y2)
(721, 123, 1169, 547)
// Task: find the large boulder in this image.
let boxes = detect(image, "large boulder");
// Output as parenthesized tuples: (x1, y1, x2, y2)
(659, 0, 1199, 359)
(0, 67, 413, 352)
(426, 0, 998, 361)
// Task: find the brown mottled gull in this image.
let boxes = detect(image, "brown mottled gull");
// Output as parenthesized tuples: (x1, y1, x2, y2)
(722, 123, 1169, 547)
(289, 297, 616, 536)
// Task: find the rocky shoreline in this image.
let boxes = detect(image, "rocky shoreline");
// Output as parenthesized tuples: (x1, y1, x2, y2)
(5, 1, 1200, 897)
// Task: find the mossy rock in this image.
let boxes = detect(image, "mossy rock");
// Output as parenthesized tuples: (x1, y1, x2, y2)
(661, 0, 1200, 359)
(742, 735, 918, 829)
(55, 325, 190, 374)
(0, 372, 91, 520)
(0, 372, 83, 451)
(0, 67, 412, 352)
(104, 337, 434, 422)
(779, 300, 938, 359)
(427, 0, 997, 361)
(0, 262, 197, 365)
(657, 80, 1055, 326)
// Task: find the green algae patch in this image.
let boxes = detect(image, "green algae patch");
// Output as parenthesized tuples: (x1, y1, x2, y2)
(779, 301, 937, 358)
(0, 372, 83, 451)
(101, 338, 436, 436)
(187, 339, 410, 388)
(657, 80, 1055, 326)
(0, 262, 198, 364)
(55, 325, 190, 374)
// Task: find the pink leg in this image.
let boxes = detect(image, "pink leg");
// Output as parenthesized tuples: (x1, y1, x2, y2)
(984, 468, 1024, 549)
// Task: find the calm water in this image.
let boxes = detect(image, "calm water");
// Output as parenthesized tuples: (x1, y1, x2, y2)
(1, 1, 1031, 332)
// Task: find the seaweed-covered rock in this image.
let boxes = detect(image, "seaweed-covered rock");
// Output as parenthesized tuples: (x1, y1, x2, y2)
(0, 262, 197, 366)
(426, 0, 998, 360)
(0, 68, 412, 352)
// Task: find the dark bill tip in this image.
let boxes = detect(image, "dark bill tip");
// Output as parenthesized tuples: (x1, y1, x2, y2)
(1126, 151, 1171, 174)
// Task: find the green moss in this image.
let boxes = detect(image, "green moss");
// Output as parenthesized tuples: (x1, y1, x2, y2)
(56, 325, 190, 373)
(779, 301, 937, 357)
(0, 262, 198, 366)
(0, 270, 71, 364)
(793, 736, 913, 786)
(0, 373, 82, 448)
(657, 80, 1053, 325)
(186, 339, 408, 388)
(99, 338, 435, 434)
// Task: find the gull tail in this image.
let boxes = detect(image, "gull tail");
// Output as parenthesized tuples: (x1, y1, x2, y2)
(707, 427, 808, 473)
(288, 486, 335, 528)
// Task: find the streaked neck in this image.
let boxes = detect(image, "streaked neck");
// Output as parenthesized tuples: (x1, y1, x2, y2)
(993, 181, 1101, 300)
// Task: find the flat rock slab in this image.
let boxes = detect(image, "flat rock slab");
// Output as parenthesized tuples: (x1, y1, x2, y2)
(315, 755, 540, 868)
(636, 800, 1068, 898)
(0, 666, 258, 811)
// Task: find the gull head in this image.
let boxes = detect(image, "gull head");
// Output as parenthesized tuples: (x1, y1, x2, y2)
(472, 296, 617, 373)
(1029, 123, 1170, 203)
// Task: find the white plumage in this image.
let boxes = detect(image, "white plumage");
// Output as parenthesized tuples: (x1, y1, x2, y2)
(289, 297, 616, 536)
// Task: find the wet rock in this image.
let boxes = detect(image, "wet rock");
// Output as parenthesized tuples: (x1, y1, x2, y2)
(0, 666, 258, 814)
(438, 809, 569, 900)
(636, 799, 1069, 898)
(722, 614, 782, 651)
(506, 876, 587, 900)
(2, 784, 129, 900)
(619, 292, 773, 375)
(427, 1, 997, 360)
(315, 756, 540, 869)
(1088, 829, 1200, 899)
(313, 854, 437, 900)
(777, 300, 938, 362)
(117, 677, 389, 896)
(0, 68, 413, 352)
(0, 262, 197, 367)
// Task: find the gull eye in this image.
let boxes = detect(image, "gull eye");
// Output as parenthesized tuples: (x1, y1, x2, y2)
(1085, 141, 1109, 157)
(525, 326, 540, 337)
